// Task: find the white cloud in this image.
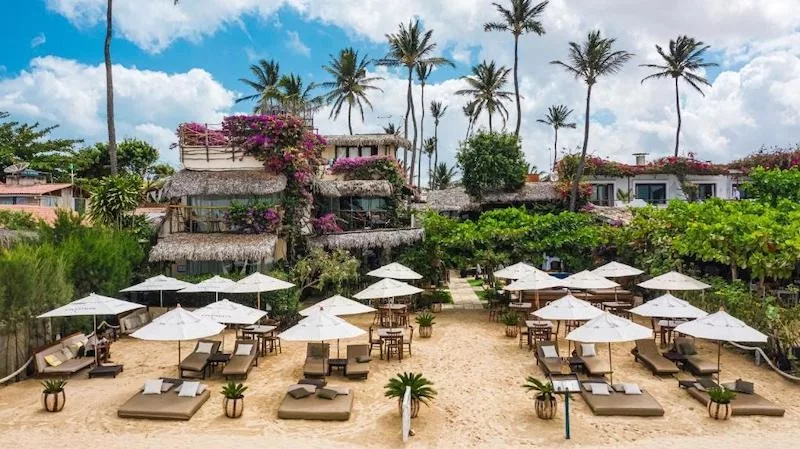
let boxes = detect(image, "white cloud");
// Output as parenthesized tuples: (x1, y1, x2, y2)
(244, 47, 266, 63)
(30, 33, 46, 49)
(285, 30, 310, 57)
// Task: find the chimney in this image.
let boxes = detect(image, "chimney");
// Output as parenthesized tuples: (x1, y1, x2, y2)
(632, 152, 648, 166)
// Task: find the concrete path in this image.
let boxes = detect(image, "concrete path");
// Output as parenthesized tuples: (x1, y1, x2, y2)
(445, 270, 483, 310)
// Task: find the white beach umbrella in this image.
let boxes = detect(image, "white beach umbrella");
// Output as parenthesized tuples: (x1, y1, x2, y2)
(353, 278, 423, 300)
(563, 270, 620, 290)
(567, 312, 653, 382)
(178, 275, 236, 302)
(121, 275, 193, 308)
(193, 299, 267, 325)
(494, 262, 546, 280)
(131, 305, 225, 369)
(279, 308, 366, 358)
(504, 274, 564, 308)
(367, 262, 423, 280)
(628, 293, 708, 319)
(674, 309, 767, 375)
(299, 295, 375, 317)
(637, 271, 711, 291)
(223, 272, 295, 310)
(533, 294, 604, 322)
(591, 261, 643, 278)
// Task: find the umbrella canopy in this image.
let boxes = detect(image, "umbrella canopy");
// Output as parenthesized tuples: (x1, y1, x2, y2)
(563, 270, 620, 290)
(367, 262, 423, 280)
(674, 310, 767, 343)
(567, 312, 653, 343)
(494, 262, 546, 280)
(178, 275, 236, 301)
(131, 306, 225, 341)
(193, 299, 267, 325)
(121, 275, 193, 307)
(279, 309, 366, 342)
(353, 278, 423, 300)
(223, 272, 295, 310)
(591, 261, 643, 278)
(532, 294, 604, 321)
(38, 293, 143, 319)
(637, 271, 711, 291)
(629, 293, 708, 319)
(503, 275, 563, 292)
(299, 295, 375, 317)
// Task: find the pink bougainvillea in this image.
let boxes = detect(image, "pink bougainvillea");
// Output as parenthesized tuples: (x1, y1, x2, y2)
(312, 213, 343, 234)
(179, 122, 228, 146)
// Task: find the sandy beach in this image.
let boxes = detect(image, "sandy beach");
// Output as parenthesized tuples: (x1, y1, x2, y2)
(1, 310, 797, 449)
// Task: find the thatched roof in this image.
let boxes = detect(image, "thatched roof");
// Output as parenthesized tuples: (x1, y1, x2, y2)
(313, 180, 394, 198)
(308, 228, 423, 250)
(161, 170, 286, 198)
(148, 233, 277, 262)
(415, 182, 560, 212)
(0, 229, 38, 248)
(588, 206, 634, 226)
(324, 134, 412, 149)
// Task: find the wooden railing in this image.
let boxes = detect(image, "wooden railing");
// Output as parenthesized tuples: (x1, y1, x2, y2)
(168, 205, 234, 234)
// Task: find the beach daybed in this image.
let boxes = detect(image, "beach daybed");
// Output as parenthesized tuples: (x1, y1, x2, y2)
(681, 378, 785, 417)
(580, 380, 665, 416)
(277, 384, 354, 421)
(535, 341, 562, 376)
(632, 339, 680, 375)
(34, 332, 94, 377)
(179, 340, 221, 379)
(345, 344, 370, 379)
(119, 309, 152, 334)
(576, 343, 612, 377)
(304, 342, 329, 378)
(673, 337, 719, 375)
(118, 379, 210, 420)
(222, 339, 258, 380)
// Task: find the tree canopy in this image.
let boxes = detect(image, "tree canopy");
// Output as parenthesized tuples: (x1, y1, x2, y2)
(456, 131, 527, 197)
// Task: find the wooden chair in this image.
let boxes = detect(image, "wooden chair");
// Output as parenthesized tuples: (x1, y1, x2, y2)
(402, 326, 414, 357)
(385, 335, 403, 361)
(531, 325, 553, 342)
(518, 321, 530, 348)
(488, 299, 503, 322)
(368, 327, 383, 358)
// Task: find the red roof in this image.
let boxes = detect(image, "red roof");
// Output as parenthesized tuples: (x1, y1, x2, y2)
(0, 205, 62, 224)
(0, 183, 73, 195)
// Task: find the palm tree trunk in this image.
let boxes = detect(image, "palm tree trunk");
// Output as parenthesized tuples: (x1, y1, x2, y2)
(409, 69, 418, 186)
(674, 77, 681, 157)
(347, 103, 353, 135)
(418, 82, 425, 188)
(465, 120, 471, 141)
(513, 34, 521, 136)
(488, 112, 493, 133)
(570, 84, 593, 212)
(105, 0, 118, 175)
(432, 122, 439, 189)
(552, 127, 559, 172)
(403, 68, 412, 172)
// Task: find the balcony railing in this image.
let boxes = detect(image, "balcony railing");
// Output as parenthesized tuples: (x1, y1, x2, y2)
(167, 205, 234, 234)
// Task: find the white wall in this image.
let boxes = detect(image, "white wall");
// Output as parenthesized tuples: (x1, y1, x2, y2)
(589, 173, 738, 205)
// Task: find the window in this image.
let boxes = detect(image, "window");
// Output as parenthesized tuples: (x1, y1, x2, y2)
(635, 183, 667, 204)
(589, 184, 614, 206)
(696, 183, 716, 200)
(0, 197, 12, 205)
(333, 145, 377, 160)
(318, 196, 390, 231)
(186, 194, 281, 232)
(41, 196, 61, 207)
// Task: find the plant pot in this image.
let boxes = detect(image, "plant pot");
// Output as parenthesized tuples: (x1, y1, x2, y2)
(397, 397, 421, 418)
(419, 326, 433, 338)
(505, 326, 518, 338)
(707, 401, 731, 420)
(224, 396, 244, 418)
(42, 391, 65, 413)
(527, 173, 540, 182)
(431, 303, 443, 313)
(535, 396, 557, 419)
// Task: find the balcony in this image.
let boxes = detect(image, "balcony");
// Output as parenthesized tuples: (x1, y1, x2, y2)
(165, 205, 280, 235)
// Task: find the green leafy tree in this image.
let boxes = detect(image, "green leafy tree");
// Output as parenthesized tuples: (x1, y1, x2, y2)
(456, 131, 527, 197)
(236, 59, 282, 113)
(73, 138, 160, 179)
(0, 112, 82, 179)
(456, 61, 514, 132)
(429, 101, 447, 169)
(551, 30, 633, 211)
(320, 48, 384, 135)
(484, 0, 549, 135)
(290, 247, 360, 297)
(0, 209, 39, 230)
(640, 36, 717, 157)
(537, 105, 576, 171)
(742, 167, 800, 205)
(87, 174, 142, 228)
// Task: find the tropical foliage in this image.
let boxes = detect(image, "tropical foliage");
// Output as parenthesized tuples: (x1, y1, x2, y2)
(522, 376, 555, 400)
(290, 247, 360, 298)
(320, 48, 383, 134)
(456, 61, 514, 132)
(429, 162, 458, 190)
(221, 381, 248, 399)
(87, 174, 143, 228)
(457, 131, 527, 197)
(742, 167, 800, 205)
(537, 105, 576, 171)
(384, 372, 437, 405)
(429, 101, 447, 170)
(225, 200, 282, 234)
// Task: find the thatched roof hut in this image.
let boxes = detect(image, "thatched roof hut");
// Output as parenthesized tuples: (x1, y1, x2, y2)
(415, 182, 560, 212)
(313, 180, 394, 198)
(161, 170, 287, 198)
(324, 134, 411, 149)
(588, 206, 634, 226)
(0, 229, 38, 248)
(148, 233, 278, 262)
(308, 228, 423, 250)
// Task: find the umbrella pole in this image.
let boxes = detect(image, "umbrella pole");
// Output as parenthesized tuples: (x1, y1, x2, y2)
(257, 292, 261, 310)
(608, 342, 613, 384)
(93, 315, 98, 366)
(717, 340, 721, 380)
(535, 290, 540, 310)
(160, 290, 164, 308)
(337, 339, 341, 358)
(177, 340, 181, 376)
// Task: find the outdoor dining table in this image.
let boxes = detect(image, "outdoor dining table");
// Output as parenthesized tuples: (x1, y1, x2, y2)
(378, 304, 408, 327)
(526, 320, 554, 347)
(509, 302, 533, 321)
(656, 319, 687, 347)
(601, 302, 632, 318)
(377, 328, 406, 360)
(240, 324, 277, 356)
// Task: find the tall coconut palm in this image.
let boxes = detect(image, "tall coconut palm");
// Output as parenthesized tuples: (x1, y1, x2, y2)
(104, 0, 117, 174)
(551, 30, 633, 211)
(422, 137, 436, 189)
(462, 103, 477, 140)
(456, 61, 514, 132)
(484, 0, 549, 136)
(430, 162, 458, 190)
(430, 101, 447, 168)
(384, 122, 401, 136)
(236, 59, 282, 113)
(536, 105, 576, 171)
(320, 48, 384, 135)
(377, 19, 454, 184)
(416, 63, 433, 187)
(640, 35, 717, 157)
(277, 74, 323, 115)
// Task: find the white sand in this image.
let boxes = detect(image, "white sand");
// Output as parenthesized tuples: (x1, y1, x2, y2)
(0, 310, 797, 448)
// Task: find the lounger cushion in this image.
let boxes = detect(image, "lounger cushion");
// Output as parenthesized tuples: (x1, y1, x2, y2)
(542, 345, 558, 359)
(698, 377, 718, 389)
(316, 388, 338, 400)
(60, 347, 74, 361)
(118, 389, 210, 420)
(195, 342, 214, 354)
(355, 355, 371, 363)
(590, 383, 610, 395)
(581, 388, 665, 416)
(222, 354, 255, 377)
(303, 358, 327, 376)
(178, 381, 200, 397)
(678, 342, 697, 355)
(299, 378, 327, 388)
(44, 354, 62, 367)
(179, 353, 208, 372)
(143, 379, 163, 395)
(686, 355, 719, 374)
(686, 386, 784, 416)
(623, 384, 642, 395)
(41, 357, 94, 374)
(581, 344, 596, 357)
(289, 386, 313, 399)
(735, 379, 754, 394)
(278, 389, 354, 421)
(235, 344, 253, 356)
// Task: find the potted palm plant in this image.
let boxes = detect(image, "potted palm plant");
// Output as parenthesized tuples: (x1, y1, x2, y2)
(501, 312, 519, 337)
(221, 381, 248, 418)
(707, 386, 736, 420)
(415, 312, 436, 338)
(384, 372, 437, 419)
(41, 379, 67, 413)
(522, 376, 557, 419)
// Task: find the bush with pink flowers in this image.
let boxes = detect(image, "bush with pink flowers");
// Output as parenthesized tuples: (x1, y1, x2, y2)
(311, 213, 343, 234)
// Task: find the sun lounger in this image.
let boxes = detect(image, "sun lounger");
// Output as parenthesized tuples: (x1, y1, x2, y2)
(580, 380, 664, 416)
(345, 344, 370, 379)
(680, 378, 785, 416)
(277, 384, 354, 420)
(673, 337, 719, 375)
(117, 379, 210, 420)
(535, 341, 563, 376)
(632, 339, 679, 375)
(33, 332, 95, 377)
(179, 339, 221, 379)
(576, 343, 612, 377)
(303, 342, 329, 378)
(222, 339, 258, 380)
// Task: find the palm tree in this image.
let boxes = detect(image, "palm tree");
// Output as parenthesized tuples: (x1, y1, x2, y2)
(277, 74, 323, 115)
(104, 0, 117, 174)
(430, 101, 447, 168)
(236, 59, 282, 113)
(383, 122, 401, 135)
(320, 48, 384, 135)
(416, 63, 433, 187)
(422, 137, 436, 189)
(430, 162, 458, 190)
(484, 0, 549, 136)
(456, 61, 514, 132)
(536, 105, 576, 171)
(377, 19, 454, 184)
(640, 36, 717, 157)
(551, 30, 633, 211)
(462, 103, 477, 140)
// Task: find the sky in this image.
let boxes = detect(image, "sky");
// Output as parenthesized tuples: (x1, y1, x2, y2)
(3, 0, 800, 179)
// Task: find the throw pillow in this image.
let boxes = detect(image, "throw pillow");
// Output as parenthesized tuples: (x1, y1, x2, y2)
(623, 383, 642, 395)
(288, 386, 313, 399)
(299, 378, 327, 388)
(611, 384, 625, 393)
(542, 345, 559, 359)
(44, 354, 62, 367)
(581, 344, 596, 357)
(60, 347, 74, 361)
(197, 384, 207, 395)
(678, 342, 697, 356)
(235, 344, 253, 356)
(178, 381, 200, 397)
(693, 382, 706, 392)
(355, 355, 372, 363)
(161, 382, 175, 393)
(735, 379, 754, 394)
(590, 383, 610, 396)
(143, 379, 163, 395)
(698, 377, 717, 390)
(195, 342, 214, 354)
(316, 388, 338, 400)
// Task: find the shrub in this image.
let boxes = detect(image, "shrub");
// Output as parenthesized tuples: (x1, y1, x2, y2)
(226, 200, 282, 234)
(0, 209, 39, 230)
(311, 213, 343, 234)
(457, 131, 527, 198)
